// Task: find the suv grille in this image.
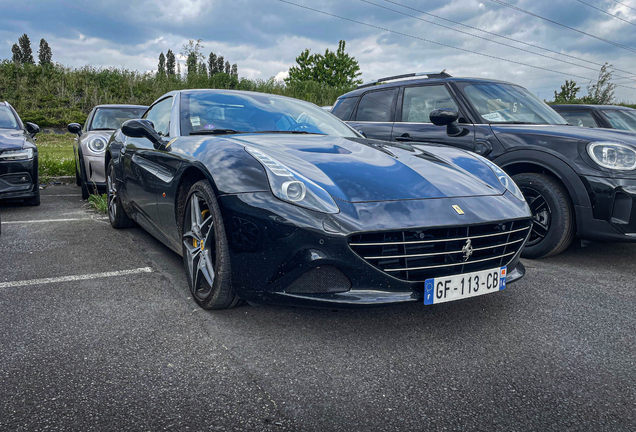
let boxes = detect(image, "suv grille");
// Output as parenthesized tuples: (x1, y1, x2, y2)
(348, 220, 532, 282)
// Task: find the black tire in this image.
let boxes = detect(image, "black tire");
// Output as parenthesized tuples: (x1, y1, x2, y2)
(24, 187, 40, 206)
(75, 161, 81, 187)
(107, 161, 135, 229)
(513, 173, 575, 259)
(78, 155, 90, 200)
(181, 180, 241, 310)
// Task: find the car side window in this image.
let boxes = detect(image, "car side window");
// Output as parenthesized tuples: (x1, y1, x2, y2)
(143, 97, 173, 136)
(557, 110, 598, 128)
(332, 97, 358, 121)
(401, 85, 459, 123)
(355, 89, 397, 122)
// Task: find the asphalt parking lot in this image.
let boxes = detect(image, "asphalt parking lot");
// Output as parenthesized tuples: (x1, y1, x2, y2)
(0, 185, 635, 431)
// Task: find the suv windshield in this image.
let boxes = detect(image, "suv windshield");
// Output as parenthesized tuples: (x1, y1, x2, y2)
(90, 108, 146, 131)
(180, 91, 358, 137)
(461, 82, 568, 125)
(601, 109, 636, 132)
(0, 106, 19, 130)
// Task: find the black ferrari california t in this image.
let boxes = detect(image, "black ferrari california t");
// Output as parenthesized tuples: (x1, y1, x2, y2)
(105, 90, 532, 309)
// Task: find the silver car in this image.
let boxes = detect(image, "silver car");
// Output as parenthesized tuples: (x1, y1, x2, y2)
(68, 104, 148, 199)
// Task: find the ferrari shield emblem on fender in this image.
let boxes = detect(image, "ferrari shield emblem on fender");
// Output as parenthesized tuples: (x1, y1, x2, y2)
(452, 205, 465, 215)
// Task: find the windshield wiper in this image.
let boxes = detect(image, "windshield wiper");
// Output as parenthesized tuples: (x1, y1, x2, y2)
(91, 128, 115, 131)
(489, 121, 536, 124)
(190, 129, 245, 135)
(253, 130, 325, 135)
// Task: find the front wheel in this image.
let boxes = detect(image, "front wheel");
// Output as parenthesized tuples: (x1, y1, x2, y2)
(513, 173, 575, 259)
(107, 161, 135, 229)
(181, 180, 241, 310)
(79, 157, 90, 200)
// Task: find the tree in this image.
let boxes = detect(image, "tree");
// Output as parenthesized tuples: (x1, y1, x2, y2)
(217, 56, 224, 74)
(166, 50, 176, 76)
(181, 39, 204, 63)
(208, 52, 218, 74)
(157, 52, 166, 78)
(11, 44, 21, 64)
(231, 63, 238, 78)
(224, 61, 231, 75)
(198, 61, 207, 77)
(38, 39, 53, 66)
(587, 63, 616, 105)
(286, 40, 362, 87)
(186, 52, 198, 77)
(553, 79, 580, 104)
(18, 34, 35, 64)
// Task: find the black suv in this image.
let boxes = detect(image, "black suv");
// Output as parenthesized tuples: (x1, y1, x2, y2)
(332, 72, 636, 258)
(552, 104, 636, 133)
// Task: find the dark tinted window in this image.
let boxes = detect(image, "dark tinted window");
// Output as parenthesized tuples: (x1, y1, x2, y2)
(602, 109, 636, 132)
(144, 97, 173, 136)
(355, 89, 397, 122)
(331, 97, 357, 121)
(556, 110, 598, 128)
(401, 85, 458, 123)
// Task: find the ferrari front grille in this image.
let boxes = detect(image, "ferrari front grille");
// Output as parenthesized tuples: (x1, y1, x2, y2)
(348, 220, 532, 282)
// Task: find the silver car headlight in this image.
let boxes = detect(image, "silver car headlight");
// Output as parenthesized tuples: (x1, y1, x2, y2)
(245, 147, 339, 214)
(587, 142, 636, 170)
(0, 148, 34, 161)
(87, 136, 108, 153)
(473, 154, 525, 201)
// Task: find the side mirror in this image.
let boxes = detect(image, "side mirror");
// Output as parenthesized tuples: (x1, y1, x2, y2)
(121, 119, 164, 148)
(67, 123, 82, 135)
(25, 122, 40, 138)
(430, 108, 463, 136)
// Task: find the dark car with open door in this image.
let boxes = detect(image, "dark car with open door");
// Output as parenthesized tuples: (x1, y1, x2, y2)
(333, 72, 636, 259)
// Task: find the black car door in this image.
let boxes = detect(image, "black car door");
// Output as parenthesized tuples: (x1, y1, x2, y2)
(121, 96, 173, 231)
(391, 84, 475, 151)
(346, 88, 398, 141)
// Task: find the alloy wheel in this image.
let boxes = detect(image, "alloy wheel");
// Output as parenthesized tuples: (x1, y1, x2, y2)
(182, 192, 217, 300)
(521, 186, 551, 247)
(107, 167, 117, 222)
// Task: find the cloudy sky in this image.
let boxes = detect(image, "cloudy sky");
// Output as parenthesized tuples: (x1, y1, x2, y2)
(3, 0, 636, 101)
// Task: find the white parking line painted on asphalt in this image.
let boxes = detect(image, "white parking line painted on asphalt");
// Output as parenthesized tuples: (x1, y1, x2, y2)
(2, 217, 108, 224)
(0, 267, 153, 289)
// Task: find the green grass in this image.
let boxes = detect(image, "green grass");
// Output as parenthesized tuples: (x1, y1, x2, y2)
(88, 193, 108, 213)
(36, 133, 76, 178)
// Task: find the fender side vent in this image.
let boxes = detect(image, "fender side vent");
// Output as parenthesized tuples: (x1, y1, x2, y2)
(285, 266, 351, 294)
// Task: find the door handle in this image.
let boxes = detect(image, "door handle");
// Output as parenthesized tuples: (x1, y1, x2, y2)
(395, 134, 413, 142)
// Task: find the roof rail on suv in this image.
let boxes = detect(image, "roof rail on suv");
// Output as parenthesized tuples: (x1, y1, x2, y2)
(356, 71, 452, 89)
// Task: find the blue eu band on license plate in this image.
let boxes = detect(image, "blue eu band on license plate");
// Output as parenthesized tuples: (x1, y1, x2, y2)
(424, 266, 507, 305)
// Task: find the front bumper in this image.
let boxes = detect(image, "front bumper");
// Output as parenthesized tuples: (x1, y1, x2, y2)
(218, 191, 531, 308)
(83, 153, 107, 188)
(0, 157, 38, 200)
(577, 175, 636, 242)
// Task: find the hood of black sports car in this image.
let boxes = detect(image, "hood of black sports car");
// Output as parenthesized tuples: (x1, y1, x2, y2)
(231, 134, 504, 203)
(0, 129, 27, 151)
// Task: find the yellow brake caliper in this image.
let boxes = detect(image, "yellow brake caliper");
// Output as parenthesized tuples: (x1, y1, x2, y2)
(194, 209, 211, 250)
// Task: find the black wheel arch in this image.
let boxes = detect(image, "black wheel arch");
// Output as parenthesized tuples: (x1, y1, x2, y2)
(173, 163, 220, 238)
(493, 150, 591, 209)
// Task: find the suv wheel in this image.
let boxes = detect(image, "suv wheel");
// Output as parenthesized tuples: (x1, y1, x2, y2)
(513, 173, 575, 259)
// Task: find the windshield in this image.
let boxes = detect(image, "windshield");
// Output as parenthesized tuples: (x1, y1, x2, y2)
(0, 106, 19, 130)
(180, 91, 358, 137)
(602, 109, 636, 132)
(461, 82, 568, 125)
(90, 108, 147, 131)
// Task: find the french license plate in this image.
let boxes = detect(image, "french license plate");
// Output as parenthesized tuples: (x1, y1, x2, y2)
(424, 267, 507, 305)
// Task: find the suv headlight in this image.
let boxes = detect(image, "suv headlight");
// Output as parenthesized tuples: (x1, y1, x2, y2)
(246, 147, 339, 214)
(87, 136, 108, 153)
(0, 148, 34, 161)
(473, 154, 525, 201)
(587, 142, 636, 170)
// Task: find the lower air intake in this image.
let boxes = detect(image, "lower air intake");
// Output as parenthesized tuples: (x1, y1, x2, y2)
(285, 266, 352, 294)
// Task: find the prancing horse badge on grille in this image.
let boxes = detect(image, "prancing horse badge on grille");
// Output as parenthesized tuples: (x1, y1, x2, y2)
(452, 205, 465, 215)
(462, 239, 474, 261)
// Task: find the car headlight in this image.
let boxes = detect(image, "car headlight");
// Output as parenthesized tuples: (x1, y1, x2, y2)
(245, 147, 339, 214)
(0, 148, 34, 161)
(473, 154, 525, 201)
(587, 142, 636, 170)
(87, 136, 108, 153)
